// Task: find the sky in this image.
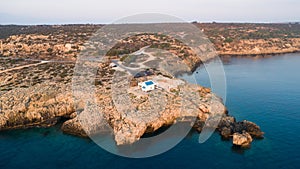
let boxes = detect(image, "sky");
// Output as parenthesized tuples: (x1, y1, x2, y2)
(0, 0, 300, 24)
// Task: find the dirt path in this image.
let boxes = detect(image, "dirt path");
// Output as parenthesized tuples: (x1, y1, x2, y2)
(0, 57, 76, 74)
(111, 46, 158, 74)
(0, 61, 50, 74)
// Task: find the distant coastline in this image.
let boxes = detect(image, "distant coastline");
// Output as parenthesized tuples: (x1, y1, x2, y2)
(0, 23, 300, 61)
(219, 49, 300, 58)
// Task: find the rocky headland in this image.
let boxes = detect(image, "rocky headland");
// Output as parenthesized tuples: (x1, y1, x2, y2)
(0, 59, 264, 147)
(0, 23, 272, 148)
(0, 57, 263, 148)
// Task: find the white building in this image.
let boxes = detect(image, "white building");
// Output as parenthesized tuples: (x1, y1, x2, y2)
(138, 80, 157, 92)
(109, 62, 117, 67)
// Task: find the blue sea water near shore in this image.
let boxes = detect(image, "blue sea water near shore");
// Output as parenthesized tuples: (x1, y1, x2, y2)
(0, 54, 300, 169)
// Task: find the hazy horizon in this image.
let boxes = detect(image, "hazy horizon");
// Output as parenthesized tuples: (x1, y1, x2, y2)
(1, 0, 300, 25)
(1, 21, 300, 26)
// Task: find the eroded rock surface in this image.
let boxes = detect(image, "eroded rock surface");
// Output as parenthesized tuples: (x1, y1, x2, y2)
(0, 83, 74, 130)
(218, 117, 264, 139)
(233, 131, 253, 148)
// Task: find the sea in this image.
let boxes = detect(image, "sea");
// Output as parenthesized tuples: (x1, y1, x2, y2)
(0, 54, 299, 169)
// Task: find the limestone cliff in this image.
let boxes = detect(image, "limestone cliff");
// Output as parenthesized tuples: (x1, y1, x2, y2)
(0, 77, 263, 146)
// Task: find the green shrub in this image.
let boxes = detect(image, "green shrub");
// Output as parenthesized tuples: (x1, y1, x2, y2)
(224, 37, 233, 43)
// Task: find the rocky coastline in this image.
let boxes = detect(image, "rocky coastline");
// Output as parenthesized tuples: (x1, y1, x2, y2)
(0, 56, 264, 148)
(0, 79, 264, 147)
(1, 24, 300, 60)
(0, 23, 281, 148)
(220, 49, 300, 58)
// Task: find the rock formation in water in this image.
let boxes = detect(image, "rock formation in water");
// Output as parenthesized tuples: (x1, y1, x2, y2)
(217, 116, 264, 139)
(233, 131, 253, 148)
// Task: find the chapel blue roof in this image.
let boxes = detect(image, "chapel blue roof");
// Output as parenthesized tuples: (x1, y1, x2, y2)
(145, 81, 154, 86)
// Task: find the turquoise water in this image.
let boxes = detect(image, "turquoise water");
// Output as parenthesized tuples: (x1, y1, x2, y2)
(1, 54, 300, 169)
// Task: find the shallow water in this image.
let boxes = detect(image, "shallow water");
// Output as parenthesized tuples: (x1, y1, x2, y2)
(0, 54, 300, 169)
